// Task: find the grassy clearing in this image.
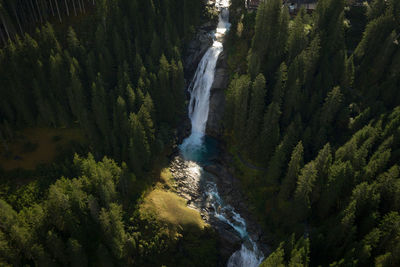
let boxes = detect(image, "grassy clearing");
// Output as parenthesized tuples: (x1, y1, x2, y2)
(0, 127, 85, 171)
(140, 188, 205, 232)
(139, 166, 205, 234)
(159, 168, 175, 188)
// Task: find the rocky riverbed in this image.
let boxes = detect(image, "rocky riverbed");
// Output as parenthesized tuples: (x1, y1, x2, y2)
(168, 149, 270, 265)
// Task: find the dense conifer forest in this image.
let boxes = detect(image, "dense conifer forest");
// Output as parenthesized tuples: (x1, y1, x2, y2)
(0, 0, 215, 266)
(225, 0, 400, 265)
(0, 0, 399, 266)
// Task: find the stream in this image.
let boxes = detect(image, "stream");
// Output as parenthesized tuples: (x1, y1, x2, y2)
(178, 1, 264, 266)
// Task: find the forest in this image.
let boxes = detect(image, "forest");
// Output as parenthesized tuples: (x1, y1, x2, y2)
(0, 0, 216, 266)
(0, 0, 399, 266)
(225, 0, 400, 265)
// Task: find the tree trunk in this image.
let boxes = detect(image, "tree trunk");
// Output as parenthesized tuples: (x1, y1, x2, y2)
(27, 5, 36, 25)
(21, 7, 31, 27)
(64, 0, 70, 16)
(77, 0, 82, 13)
(54, 0, 62, 22)
(29, 0, 39, 22)
(72, 0, 77, 16)
(0, 27, 6, 45)
(49, 0, 55, 16)
(81, 0, 85, 13)
(12, 7, 23, 35)
(39, 0, 48, 21)
(35, 0, 43, 22)
(0, 14, 10, 40)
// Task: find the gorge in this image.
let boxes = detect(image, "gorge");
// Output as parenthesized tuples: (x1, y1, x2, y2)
(177, 0, 265, 266)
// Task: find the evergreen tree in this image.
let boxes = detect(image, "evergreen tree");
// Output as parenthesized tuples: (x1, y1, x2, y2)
(248, 0, 289, 78)
(294, 162, 318, 221)
(128, 113, 150, 174)
(279, 141, 304, 201)
(246, 74, 267, 150)
(258, 102, 281, 163)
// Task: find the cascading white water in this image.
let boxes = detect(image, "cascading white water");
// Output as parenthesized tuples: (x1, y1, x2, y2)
(205, 181, 264, 267)
(180, 1, 231, 155)
(179, 1, 264, 266)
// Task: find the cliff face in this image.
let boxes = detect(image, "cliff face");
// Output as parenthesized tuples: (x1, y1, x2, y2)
(183, 29, 214, 80)
(206, 51, 229, 137)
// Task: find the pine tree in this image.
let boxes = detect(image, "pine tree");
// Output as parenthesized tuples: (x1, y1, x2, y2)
(272, 63, 287, 106)
(248, 0, 289, 78)
(246, 74, 267, 150)
(260, 243, 285, 267)
(125, 84, 136, 112)
(113, 96, 129, 160)
(367, 0, 387, 21)
(286, 9, 308, 64)
(128, 113, 150, 173)
(258, 102, 281, 163)
(91, 74, 111, 153)
(67, 27, 84, 58)
(67, 58, 86, 121)
(138, 103, 155, 152)
(313, 0, 346, 92)
(170, 59, 185, 118)
(155, 54, 175, 124)
(294, 162, 318, 221)
(99, 203, 126, 259)
(279, 141, 304, 201)
(233, 75, 251, 144)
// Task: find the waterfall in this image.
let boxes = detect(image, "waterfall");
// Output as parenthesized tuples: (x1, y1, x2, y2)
(180, 2, 230, 156)
(179, 1, 264, 266)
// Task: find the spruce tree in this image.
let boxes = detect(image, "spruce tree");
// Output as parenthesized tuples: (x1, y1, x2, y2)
(279, 141, 304, 201)
(246, 74, 267, 150)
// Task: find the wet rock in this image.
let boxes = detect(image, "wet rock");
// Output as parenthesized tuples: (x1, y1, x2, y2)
(211, 219, 242, 263)
(212, 69, 229, 90)
(206, 51, 229, 137)
(201, 21, 216, 32)
(184, 30, 213, 80)
(204, 164, 223, 175)
(215, 50, 228, 69)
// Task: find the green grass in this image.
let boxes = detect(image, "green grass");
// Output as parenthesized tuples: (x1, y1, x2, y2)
(140, 188, 205, 233)
(159, 168, 175, 189)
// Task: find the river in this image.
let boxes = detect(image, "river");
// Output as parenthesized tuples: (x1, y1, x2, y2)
(179, 1, 265, 266)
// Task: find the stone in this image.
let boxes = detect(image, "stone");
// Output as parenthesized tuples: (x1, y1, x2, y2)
(206, 50, 229, 137)
(184, 31, 213, 79)
(213, 220, 242, 263)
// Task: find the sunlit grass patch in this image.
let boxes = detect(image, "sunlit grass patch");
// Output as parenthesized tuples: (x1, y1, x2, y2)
(159, 168, 174, 188)
(140, 189, 205, 232)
